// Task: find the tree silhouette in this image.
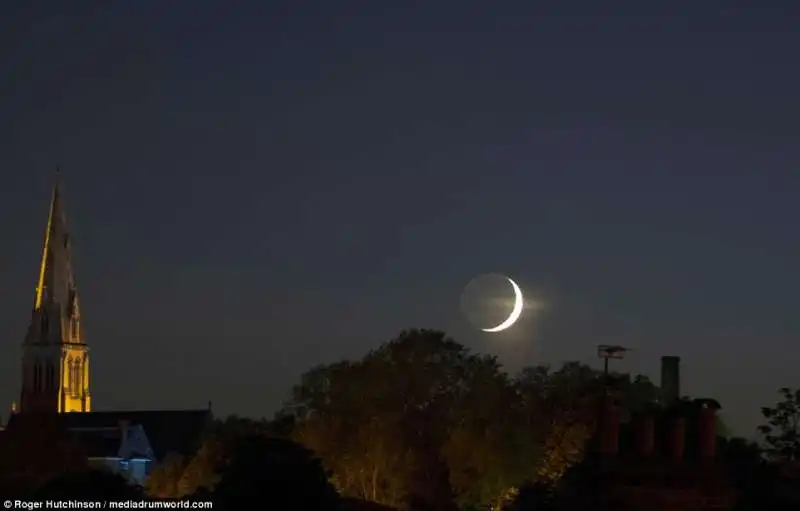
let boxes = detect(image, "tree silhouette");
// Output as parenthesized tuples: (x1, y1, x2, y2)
(0, 416, 87, 496)
(144, 415, 297, 500)
(503, 482, 557, 511)
(177, 439, 224, 497)
(145, 452, 186, 498)
(212, 434, 340, 509)
(758, 387, 800, 462)
(285, 329, 664, 510)
(288, 329, 502, 509)
(718, 437, 777, 511)
(514, 362, 658, 485)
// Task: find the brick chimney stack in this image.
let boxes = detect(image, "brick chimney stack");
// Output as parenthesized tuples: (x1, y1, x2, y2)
(695, 399, 721, 461)
(661, 356, 680, 404)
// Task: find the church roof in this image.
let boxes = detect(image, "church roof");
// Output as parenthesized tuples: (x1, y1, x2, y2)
(68, 427, 126, 458)
(7, 410, 212, 460)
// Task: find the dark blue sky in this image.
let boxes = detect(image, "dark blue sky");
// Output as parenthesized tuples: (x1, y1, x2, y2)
(1, 1, 798, 436)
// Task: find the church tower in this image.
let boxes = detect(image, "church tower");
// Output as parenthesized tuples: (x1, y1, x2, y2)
(20, 172, 91, 413)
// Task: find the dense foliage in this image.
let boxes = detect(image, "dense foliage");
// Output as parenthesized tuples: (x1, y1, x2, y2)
(282, 329, 660, 510)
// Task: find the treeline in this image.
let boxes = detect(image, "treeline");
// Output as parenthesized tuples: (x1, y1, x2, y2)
(2, 329, 800, 510)
(145, 328, 664, 509)
(280, 329, 662, 509)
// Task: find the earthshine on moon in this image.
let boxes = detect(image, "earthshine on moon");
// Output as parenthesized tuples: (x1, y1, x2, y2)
(481, 277, 524, 333)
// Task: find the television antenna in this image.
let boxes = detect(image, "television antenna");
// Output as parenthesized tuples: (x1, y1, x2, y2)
(597, 344, 630, 377)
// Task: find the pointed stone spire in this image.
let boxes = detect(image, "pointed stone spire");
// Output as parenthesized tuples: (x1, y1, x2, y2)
(21, 170, 91, 413)
(30, 167, 81, 340)
(33, 167, 63, 311)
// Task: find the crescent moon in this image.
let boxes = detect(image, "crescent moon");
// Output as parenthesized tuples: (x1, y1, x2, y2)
(481, 277, 524, 333)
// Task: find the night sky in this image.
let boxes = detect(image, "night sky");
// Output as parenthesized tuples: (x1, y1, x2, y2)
(1, 1, 798, 437)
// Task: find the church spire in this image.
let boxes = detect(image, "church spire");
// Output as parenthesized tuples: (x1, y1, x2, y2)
(34, 168, 61, 310)
(21, 170, 91, 413)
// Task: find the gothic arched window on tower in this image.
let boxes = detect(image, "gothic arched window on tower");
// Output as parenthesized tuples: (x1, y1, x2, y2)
(76, 360, 83, 395)
(33, 362, 41, 391)
(72, 360, 82, 396)
(45, 362, 54, 390)
(69, 361, 76, 395)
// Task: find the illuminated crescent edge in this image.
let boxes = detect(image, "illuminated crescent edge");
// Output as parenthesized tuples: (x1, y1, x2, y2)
(481, 277, 524, 333)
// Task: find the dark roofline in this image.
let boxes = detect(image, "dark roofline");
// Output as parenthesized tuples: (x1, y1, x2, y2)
(79, 409, 212, 414)
(7, 409, 212, 415)
(6, 410, 213, 459)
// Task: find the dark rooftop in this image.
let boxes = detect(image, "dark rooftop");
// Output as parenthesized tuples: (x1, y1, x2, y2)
(7, 410, 212, 460)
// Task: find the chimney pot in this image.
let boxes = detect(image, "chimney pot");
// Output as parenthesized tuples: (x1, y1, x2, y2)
(695, 399, 721, 461)
(661, 356, 681, 404)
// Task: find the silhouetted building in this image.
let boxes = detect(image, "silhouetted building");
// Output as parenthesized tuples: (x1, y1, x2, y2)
(588, 356, 735, 511)
(6, 410, 211, 486)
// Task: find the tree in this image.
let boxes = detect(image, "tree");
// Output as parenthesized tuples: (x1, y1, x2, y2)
(210, 414, 271, 440)
(287, 329, 514, 510)
(145, 452, 186, 498)
(176, 439, 224, 497)
(758, 387, 800, 462)
(144, 415, 276, 499)
(285, 330, 662, 510)
(513, 362, 661, 486)
(266, 413, 296, 437)
(440, 356, 535, 510)
(212, 434, 340, 509)
(290, 357, 421, 507)
(178, 415, 275, 497)
(512, 363, 603, 485)
(0, 416, 87, 496)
